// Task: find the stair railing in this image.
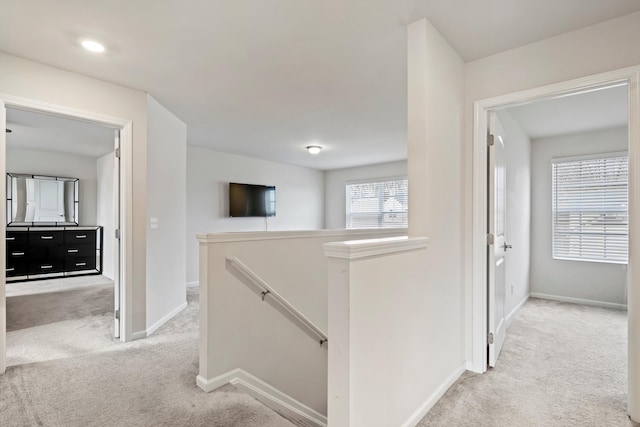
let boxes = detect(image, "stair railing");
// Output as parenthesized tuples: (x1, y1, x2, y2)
(225, 256, 328, 347)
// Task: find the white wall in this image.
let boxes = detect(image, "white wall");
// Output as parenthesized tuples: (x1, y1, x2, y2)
(0, 52, 149, 335)
(463, 10, 640, 360)
(186, 146, 324, 284)
(324, 160, 407, 229)
(495, 110, 531, 319)
(197, 229, 406, 419)
(6, 147, 98, 226)
(325, 239, 436, 427)
(146, 95, 187, 334)
(97, 152, 115, 280)
(405, 17, 466, 425)
(530, 126, 627, 306)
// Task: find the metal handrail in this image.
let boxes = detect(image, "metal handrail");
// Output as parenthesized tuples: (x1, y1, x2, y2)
(225, 256, 328, 347)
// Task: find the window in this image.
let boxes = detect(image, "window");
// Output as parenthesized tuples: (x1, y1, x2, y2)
(346, 178, 408, 229)
(552, 153, 628, 264)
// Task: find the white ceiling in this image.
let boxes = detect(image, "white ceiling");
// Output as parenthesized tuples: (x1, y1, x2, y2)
(1, 1, 639, 170)
(6, 108, 115, 158)
(505, 85, 629, 140)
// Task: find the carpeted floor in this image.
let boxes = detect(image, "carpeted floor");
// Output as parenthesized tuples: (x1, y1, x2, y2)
(1, 282, 295, 427)
(6, 284, 635, 427)
(420, 298, 638, 427)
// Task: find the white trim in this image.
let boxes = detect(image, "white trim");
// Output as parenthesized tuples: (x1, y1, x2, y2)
(0, 93, 134, 347)
(186, 281, 199, 288)
(344, 175, 408, 186)
(130, 330, 147, 341)
(0, 100, 6, 374)
(471, 66, 640, 377)
(506, 294, 530, 325)
(120, 122, 133, 342)
(401, 363, 466, 427)
(146, 301, 188, 336)
(550, 150, 628, 164)
(0, 93, 129, 127)
(323, 236, 429, 260)
(196, 368, 327, 427)
(530, 293, 627, 310)
(197, 227, 407, 244)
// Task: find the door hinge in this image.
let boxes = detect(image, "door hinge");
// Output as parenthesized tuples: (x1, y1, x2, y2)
(488, 134, 495, 146)
(115, 229, 120, 239)
(487, 233, 494, 245)
(115, 309, 120, 320)
(115, 148, 120, 158)
(488, 332, 494, 344)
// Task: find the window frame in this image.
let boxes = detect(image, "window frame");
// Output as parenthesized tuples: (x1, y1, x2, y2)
(345, 176, 408, 230)
(551, 151, 628, 265)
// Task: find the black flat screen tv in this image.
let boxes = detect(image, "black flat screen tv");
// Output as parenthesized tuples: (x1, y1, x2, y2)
(229, 182, 276, 217)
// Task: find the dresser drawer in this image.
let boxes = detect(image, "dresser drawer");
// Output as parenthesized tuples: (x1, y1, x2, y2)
(29, 230, 64, 246)
(7, 247, 28, 260)
(6, 231, 28, 247)
(28, 260, 64, 275)
(65, 230, 97, 245)
(62, 243, 95, 258)
(65, 257, 96, 272)
(6, 260, 28, 277)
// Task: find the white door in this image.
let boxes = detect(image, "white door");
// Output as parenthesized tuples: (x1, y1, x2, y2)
(1, 101, 6, 374)
(488, 112, 509, 367)
(34, 179, 65, 221)
(113, 130, 121, 339)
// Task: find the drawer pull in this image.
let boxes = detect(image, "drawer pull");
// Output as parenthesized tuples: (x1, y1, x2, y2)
(11, 252, 25, 256)
(75, 262, 87, 267)
(6, 268, 15, 272)
(6, 237, 15, 241)
(41, 265, 53, 270)
(68, 249, 79, 253)
(41, 236, 54, 240)
(75, 235, 87, 239)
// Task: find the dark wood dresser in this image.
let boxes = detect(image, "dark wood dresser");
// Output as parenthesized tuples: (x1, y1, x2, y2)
(6, 226, 103, 282)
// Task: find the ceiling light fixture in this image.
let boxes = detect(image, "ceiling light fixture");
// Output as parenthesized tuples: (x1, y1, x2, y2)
(306, 145, 322, 155)
(81, 39, 106, 53)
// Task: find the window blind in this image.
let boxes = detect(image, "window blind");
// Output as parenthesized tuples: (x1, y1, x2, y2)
(552, 154, 628, 264)
(346, 178, 408, 229)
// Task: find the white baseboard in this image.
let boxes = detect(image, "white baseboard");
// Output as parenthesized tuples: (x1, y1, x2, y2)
(530, 292, 627, 310)
(401, 363, 466, 427)
(146, 301, 188, 336)
(506, 293, 530, 325)
(465, 360, 478, 372)
(196, 369, 327, 427)
(186, 281, 199, 288)
(130, 330, 147, 341)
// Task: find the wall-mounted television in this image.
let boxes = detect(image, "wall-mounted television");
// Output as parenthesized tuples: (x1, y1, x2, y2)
(229, 182, 276, 217)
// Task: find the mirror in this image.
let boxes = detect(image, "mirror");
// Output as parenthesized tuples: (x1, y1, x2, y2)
(6, 173, 79, 226)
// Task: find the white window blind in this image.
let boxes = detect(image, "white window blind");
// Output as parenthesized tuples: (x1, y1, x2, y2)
(346, 178, 408, 229)
(552, 153, 628, 264)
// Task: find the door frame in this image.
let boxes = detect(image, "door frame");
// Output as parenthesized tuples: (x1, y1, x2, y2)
(0, 93, 134, 370)
(470, 65, 640, 417)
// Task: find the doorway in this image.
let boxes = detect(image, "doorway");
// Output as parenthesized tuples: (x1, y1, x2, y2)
(4, 107, 122, 365)
(485, 84, 629, 366)
(0, 95, 133, 373)
(471, 66, 640, 419)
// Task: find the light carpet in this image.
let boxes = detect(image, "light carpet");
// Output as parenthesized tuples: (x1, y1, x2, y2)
(1, 283, 296, 427)
(6, 275, 114, 297)
(419, 298, 638, 426)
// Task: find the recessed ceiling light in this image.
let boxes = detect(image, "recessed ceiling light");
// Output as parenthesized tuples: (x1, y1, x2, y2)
(81, 39, 106, 53)
(306, 145, 322, 155)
